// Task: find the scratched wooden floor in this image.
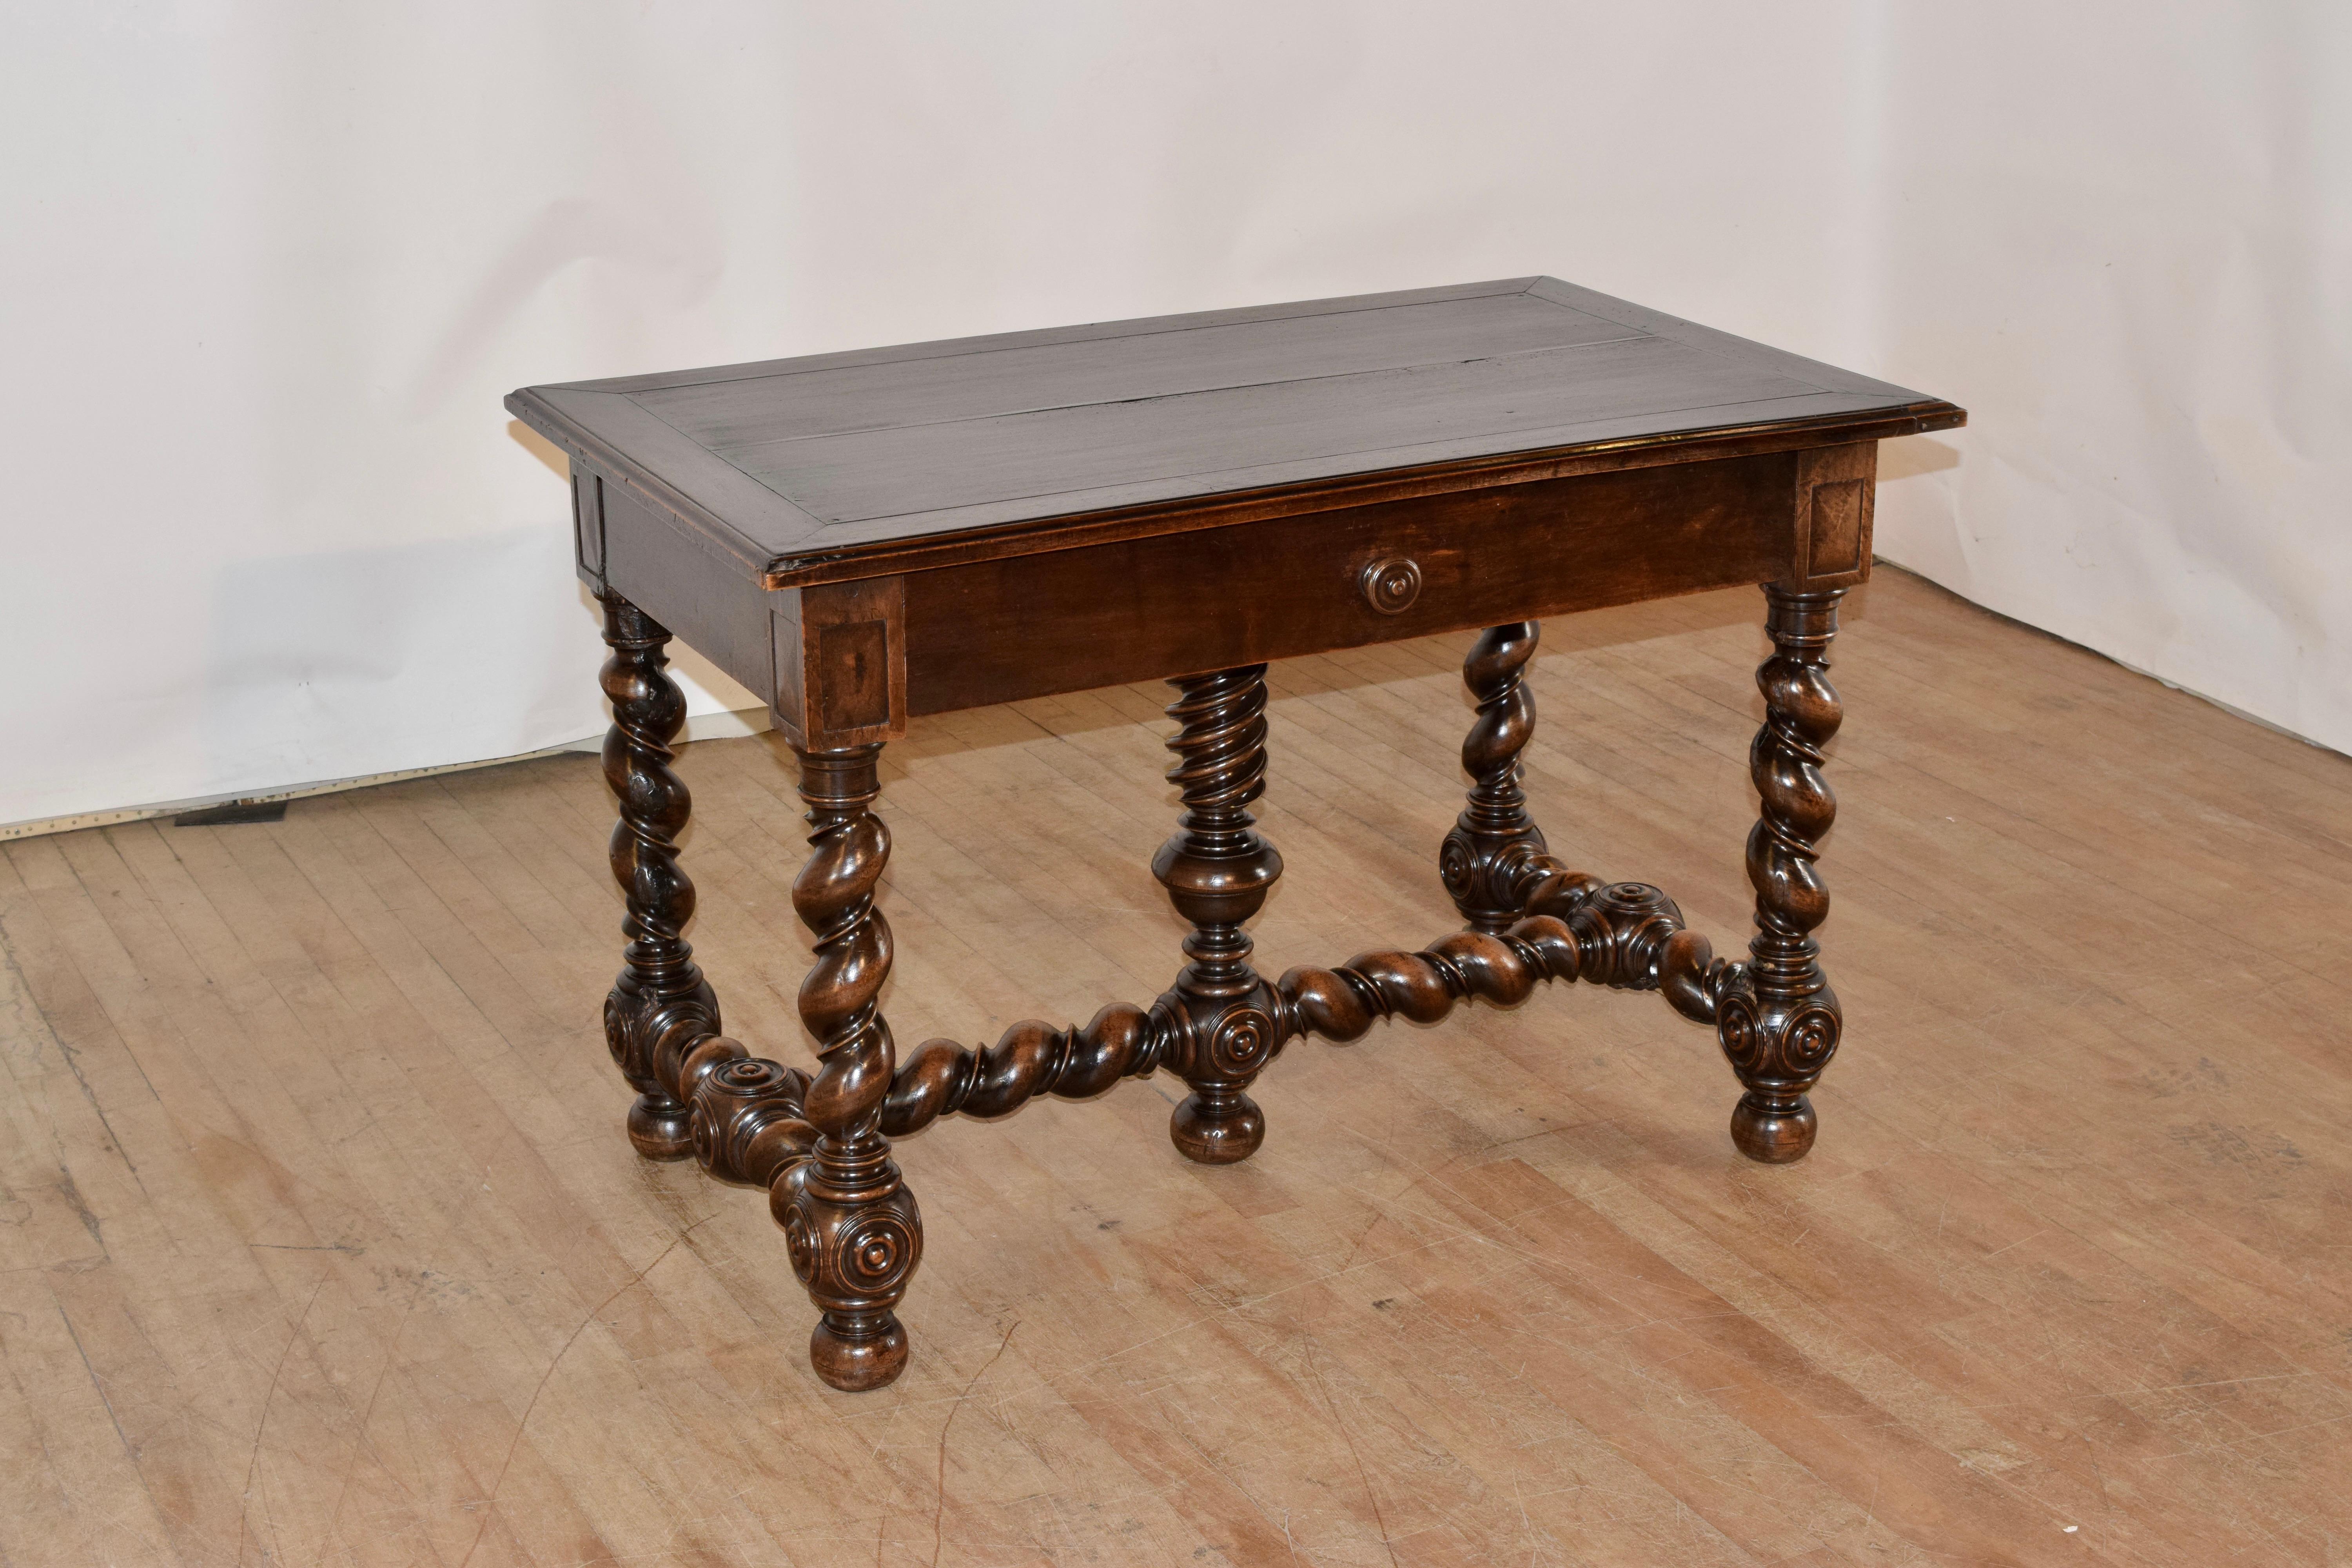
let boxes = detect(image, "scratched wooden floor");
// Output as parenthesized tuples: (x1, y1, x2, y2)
(5, 568, 2351, 1567)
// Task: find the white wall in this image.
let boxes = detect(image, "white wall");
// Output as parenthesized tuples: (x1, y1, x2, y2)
(4, 2, 2346, 828)
(1865, 7, 2352, 751)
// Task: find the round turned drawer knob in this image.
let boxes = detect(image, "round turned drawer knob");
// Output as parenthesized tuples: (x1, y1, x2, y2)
(1360, 557, 1422, 615)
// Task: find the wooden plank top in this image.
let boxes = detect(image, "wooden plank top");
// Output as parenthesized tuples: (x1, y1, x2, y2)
(509, 276, 1962, 587)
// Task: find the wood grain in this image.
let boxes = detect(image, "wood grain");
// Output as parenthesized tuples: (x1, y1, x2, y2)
(634, 289, 1637, 447)
(711, 336, 1819, 526)
(6, 568, 2350, 1565)
(771, 575, 909, 748)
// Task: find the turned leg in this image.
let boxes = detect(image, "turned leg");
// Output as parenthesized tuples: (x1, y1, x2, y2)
(771, 743, 922, 1391)
(597, 591, 722, 1159)
(1718, 586, 1847, 1163)
(1441, 623, 1552, 931)
(1152, 667, 1284, 1164)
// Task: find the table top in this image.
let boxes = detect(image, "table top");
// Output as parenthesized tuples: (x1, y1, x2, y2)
(509, 276, 1961, 586)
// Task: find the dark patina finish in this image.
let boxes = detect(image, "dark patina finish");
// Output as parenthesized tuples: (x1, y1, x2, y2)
(513, 276, 1964, 1390)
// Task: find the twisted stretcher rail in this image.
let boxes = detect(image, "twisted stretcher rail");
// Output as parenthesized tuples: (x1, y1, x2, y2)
(666, 862, 1744, 1174)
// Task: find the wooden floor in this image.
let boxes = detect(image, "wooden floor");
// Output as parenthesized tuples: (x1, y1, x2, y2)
(4, 569, 2350, 1568)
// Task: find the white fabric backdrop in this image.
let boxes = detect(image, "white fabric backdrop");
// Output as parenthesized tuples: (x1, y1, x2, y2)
(5, 2, 2347, 827)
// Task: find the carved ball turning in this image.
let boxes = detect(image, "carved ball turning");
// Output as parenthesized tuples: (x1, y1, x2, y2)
(1730, 1093, 1817, 1163)
(810, 1318, 909, 1392)
(624, 1093, 693, 1161)
(1171, 1090, 1266, 1165)
(1203, 1005, 1277, 1078)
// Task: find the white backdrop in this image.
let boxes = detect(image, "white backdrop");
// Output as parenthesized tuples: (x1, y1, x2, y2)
(5, 2, 2347, 828)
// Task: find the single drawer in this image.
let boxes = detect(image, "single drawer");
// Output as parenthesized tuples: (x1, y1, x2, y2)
(902, 448, 1824, 717)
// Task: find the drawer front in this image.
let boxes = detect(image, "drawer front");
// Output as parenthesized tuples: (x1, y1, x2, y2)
(903, 449, 1805, 717)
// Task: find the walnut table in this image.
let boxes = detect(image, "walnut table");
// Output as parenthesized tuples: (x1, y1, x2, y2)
(507, 277, 1965, 1391)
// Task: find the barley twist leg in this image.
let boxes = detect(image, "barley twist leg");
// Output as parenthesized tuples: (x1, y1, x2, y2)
(597, 592, 722, 1159)
(773, 744, 922, 1390)
(1440, 623, 1556, 930)
(1718, 586, 1847, 1162)
(1152, 666, 1285, 1164)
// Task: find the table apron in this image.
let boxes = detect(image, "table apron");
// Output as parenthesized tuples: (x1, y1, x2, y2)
(901, 445, 1868, 716)
(582, 441, 1874, 739)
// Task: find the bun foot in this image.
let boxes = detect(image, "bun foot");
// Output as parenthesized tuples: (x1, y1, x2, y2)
(810, 1314, 909, 1392)
(1730, 1093, 1816, 1163)
(626, 1093, 694, 1160)
(1171, 1090, 1265, 1165)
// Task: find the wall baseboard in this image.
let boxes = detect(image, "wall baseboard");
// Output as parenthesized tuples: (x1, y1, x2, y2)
(2, 706, 776, 844)
(555, 704, 773, 752)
